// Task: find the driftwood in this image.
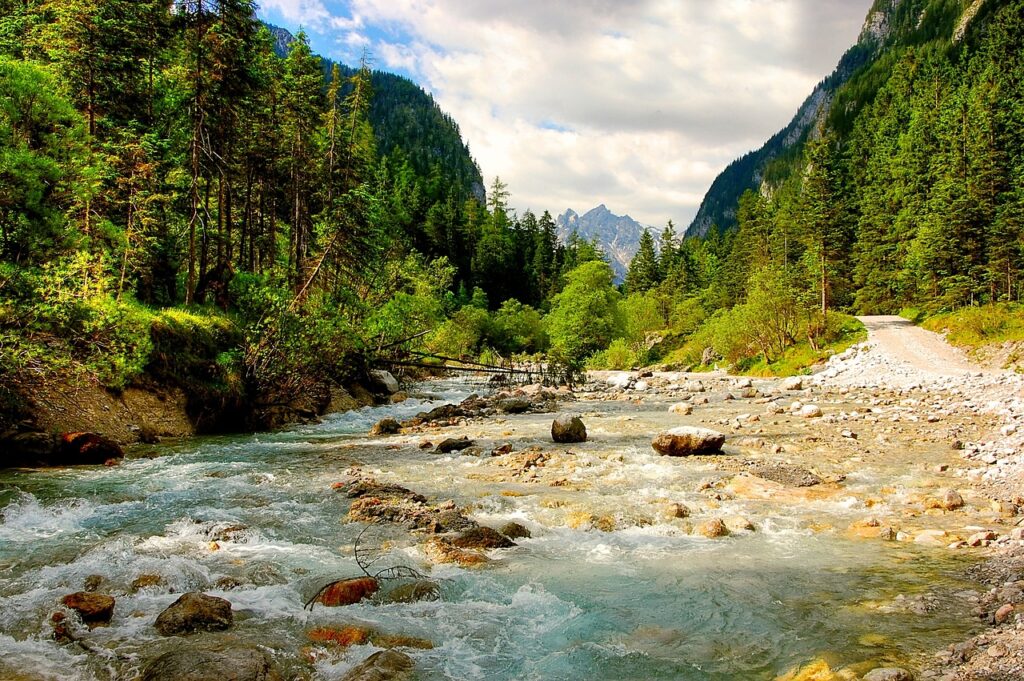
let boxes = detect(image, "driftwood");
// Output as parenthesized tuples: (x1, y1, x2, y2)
(303, 523, 435, 611)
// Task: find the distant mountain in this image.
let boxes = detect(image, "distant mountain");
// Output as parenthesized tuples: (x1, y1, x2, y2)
(684, 0, 958, 238)
(556, 205, 651, 282)
(266, 24, 484, 202)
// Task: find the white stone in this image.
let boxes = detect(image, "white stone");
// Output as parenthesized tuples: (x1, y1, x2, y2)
(799, 405, 823, 419)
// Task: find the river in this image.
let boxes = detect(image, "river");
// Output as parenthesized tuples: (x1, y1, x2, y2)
(0, 378, 983, 680)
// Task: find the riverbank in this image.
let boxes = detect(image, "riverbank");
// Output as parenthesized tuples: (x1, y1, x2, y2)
(0, 365, 404, 468)
(0, 318, 1021, 679)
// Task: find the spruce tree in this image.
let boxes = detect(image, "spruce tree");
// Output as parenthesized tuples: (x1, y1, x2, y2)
(625, 230, 661, 294)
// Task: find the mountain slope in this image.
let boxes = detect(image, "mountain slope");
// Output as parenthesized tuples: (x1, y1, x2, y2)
(685, 0, 969, 238)
(267, 24, 484, 202)
(556, 205, 651, 282)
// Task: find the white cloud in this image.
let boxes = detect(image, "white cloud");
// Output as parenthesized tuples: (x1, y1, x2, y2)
(259, 0, 332, 25)
(280, 0, 872, 226)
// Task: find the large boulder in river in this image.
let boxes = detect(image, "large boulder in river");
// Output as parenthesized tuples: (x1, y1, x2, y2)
(369, 418, 401, 436)
(1, 430, 57, 466)
(56, 432, 123, 465)
(62, 592, 115, 627)
(652, 427, 726, 456)
(551, 414, 587, 443)
(154, 592, 233, 636)
(340, 650, 414, 681)
(450, 526, 516, 549)
(313, 577, 380, 607)
(368, 370, 400, 395)
(435, 436, 474, 454)
(497, 397, 532, 414)
(141, 644, 282, 681)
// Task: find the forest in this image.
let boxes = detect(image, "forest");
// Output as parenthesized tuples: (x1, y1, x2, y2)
(1, 0, 1023, 432)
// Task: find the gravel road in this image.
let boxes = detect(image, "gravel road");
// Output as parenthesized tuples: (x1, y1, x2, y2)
(857, 315, 985, 377)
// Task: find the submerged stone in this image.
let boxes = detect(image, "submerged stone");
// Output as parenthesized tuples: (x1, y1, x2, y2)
(340, 650, 414, 681)
(141, 644, 282, 681)
(154, 592, 233, 636)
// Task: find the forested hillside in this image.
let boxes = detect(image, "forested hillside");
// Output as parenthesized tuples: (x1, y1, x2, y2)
(0, 0, 607, 435)
(625, 0, 1024, 374)
(705, 0, 1024, 314)
(1, 0, 1020, 445)
(265, 24, 484, 204)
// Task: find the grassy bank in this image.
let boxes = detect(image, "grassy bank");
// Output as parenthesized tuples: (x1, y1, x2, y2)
(901, 304, 1024, 371)
(912, 304, 1024, 348)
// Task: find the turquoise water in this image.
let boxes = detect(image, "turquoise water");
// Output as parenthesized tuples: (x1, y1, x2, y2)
(0, 380, 980, 680)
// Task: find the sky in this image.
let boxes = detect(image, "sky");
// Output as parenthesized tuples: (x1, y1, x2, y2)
(256, 0, 874, 228)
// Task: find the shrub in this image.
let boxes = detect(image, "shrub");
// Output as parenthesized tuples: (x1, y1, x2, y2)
(588, 338, 638, 370)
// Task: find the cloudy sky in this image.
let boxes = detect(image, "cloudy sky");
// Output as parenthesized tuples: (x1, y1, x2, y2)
(256, 0, 873, 228)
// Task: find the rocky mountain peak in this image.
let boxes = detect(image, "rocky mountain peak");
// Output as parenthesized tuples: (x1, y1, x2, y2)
(556, 205, 651, 283)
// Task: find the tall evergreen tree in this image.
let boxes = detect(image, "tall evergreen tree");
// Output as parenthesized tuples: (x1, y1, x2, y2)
(625, 230, 661, 294)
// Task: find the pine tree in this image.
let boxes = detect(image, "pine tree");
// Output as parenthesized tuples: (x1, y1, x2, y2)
(798, 135, 847, 316)
(658, 220, 677, 275)
(625, 230, 661, 294)
(279, 31, 323, 287)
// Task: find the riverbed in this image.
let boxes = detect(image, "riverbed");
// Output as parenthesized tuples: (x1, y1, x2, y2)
(0, 377, 991, 680)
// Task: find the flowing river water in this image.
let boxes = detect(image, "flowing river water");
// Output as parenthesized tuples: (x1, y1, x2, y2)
(0, 378, 985, 680)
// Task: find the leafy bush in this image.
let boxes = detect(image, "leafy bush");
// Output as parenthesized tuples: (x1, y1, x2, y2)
(490, 299, 547, 354)
(587, 338, 638, 370)
(427, 305, 491, 359)
(546, 261, 621, 367)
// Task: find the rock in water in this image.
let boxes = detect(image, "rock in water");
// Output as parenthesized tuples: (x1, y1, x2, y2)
(551, 414, 587, 443)
(500, 522, 531, 539)
(941, 489, 965, 510)
(435, 437, 474, 454)
(154, 592, 233, 636)
(862, 669, 914, 681)
(141, 644, 282, 681)
(56, 432, 124, 465)
(62, 592, 115, 626)
(652, 427, 726, 456)
(382, 580, 441, 604)
(369, 370, 400, 394)
(450, 526, 516, 549)
(314, 577, 380, 607)
(497, 397, 532, 414)
(695, 519, 729, 538)
(340, 650, 414, 681)
(370, 418, 401, 436)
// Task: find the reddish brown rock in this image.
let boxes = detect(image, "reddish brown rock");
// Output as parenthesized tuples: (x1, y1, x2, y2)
(62, 592, 115, 627)
(315, 577, 380, 607)
(57, 432, 124, 465)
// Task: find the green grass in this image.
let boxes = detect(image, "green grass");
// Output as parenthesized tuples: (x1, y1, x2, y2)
(899, 307, 927, 324)
(920, 303, 1024, 348)
(651, 313, 867, 377)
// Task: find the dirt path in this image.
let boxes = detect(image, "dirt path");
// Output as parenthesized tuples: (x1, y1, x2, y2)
(857, 314, 984, 377)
